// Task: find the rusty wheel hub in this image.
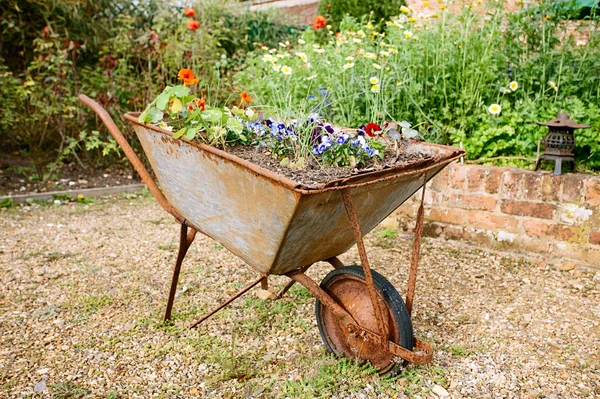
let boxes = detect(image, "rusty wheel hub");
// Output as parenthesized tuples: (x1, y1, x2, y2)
(317, 270, 403, 373)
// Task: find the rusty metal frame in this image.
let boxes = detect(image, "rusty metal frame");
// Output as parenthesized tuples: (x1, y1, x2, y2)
(340, 189, 388, 347)
(164, 222, 197, 321)
(79, 94, 441, 367)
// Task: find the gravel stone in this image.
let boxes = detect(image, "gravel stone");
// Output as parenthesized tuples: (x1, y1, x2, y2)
(1, 196, 599, 398)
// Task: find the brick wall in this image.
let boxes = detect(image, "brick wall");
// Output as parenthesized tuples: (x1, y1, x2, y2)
(391, 163, 600, 268)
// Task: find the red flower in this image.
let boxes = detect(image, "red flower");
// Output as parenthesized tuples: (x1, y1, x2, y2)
(183, 8, 195, 17)
(187, 19, 200, 31)
(178, 68, 199, 85)
(240, 91, 253, 103)
(365, 122, 381, 137)
(188, 98, 205, 111)
(312, 15, 327, 30)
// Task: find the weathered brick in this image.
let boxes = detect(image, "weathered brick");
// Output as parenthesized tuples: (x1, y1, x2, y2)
(430, 167, 449, 192)
(424, 190, 444, 206)
(450, 164, 468, 190)
(443, 225, 467, 241)
(500, 200, 555, 219)
(521, 173, 542, 201)
(558, 203, 594, 226)
(467, 165, 486, 192)
(501, 170, 523, 198)
(485, 169, 504, 194)
(541, 174, 561, 202)
(467, 211, 519, 232)
(550, 242, 600, 265)
(426, 207, 468, 225)
(590, 231, 600, 246)
(448, 193, 497, 211)
(584, 178, 600, 206)
(523, 220, 586, 243)
(561, 174, 584, 203)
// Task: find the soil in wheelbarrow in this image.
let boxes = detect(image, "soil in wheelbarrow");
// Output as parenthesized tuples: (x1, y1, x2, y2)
(225, 144, 431, 188)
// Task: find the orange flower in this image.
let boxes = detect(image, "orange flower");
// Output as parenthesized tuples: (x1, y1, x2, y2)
(183, 8, 195, 17)
(178, 68, 199, 85)
(187, 19, 200, 31)
(240, 91, 253, 103)
(312, 15, 327, 30)
(188, 98, 205, 111)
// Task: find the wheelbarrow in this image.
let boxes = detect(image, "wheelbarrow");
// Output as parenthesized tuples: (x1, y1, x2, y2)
(79, 94, 465, 376)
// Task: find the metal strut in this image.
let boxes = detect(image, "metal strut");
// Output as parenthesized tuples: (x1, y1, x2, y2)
(405, 175, 427, 316)
(164, 222, 197, 321)
(189, 276, 265, 328)
(340, 189, 388, 347)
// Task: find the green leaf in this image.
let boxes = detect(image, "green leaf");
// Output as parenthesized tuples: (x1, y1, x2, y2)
(155, 93, 170, 110)
(201, 109, 222, 123)
(184, 127, 200, 140)
(186, 108, 204, 123)
(147, 107, 164, 124)
(181, 95, 196, 105)
(230, 106, 246, 119)
(173, 127, 187, 139)
(226, 117, 243, 134)
(138, 108, 150, 123)
(170, 86, 190, 97)
(0, 198, 12, 208)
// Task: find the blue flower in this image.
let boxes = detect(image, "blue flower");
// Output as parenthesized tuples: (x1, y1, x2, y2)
(323, 124, 334, 134)
(313, 141, 332, 155)
(351, 136, 366, 147)
(336, 134, 348, 145)
(364, 146, 379, 157)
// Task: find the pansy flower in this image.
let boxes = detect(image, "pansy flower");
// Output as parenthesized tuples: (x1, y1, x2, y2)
(336, 134, 349, 145)
(365, 122, 381, 137)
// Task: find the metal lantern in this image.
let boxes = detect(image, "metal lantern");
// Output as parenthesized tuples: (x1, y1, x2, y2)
(534, 112, 589, 175)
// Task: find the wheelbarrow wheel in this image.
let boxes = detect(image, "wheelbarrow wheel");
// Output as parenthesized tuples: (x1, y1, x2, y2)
(315, 266, 414, 376)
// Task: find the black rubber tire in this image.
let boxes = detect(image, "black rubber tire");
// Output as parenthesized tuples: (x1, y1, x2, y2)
(315, 265, 414, 376)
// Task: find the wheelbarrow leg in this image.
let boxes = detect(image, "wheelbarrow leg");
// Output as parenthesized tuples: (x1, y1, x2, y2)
(405, 179, 427, 316)
(164, 222, 197, 321)
(340, 189, 388, 347)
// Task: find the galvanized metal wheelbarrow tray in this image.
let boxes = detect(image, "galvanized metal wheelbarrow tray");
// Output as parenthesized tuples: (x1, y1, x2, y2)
(79, 94, 465, 375)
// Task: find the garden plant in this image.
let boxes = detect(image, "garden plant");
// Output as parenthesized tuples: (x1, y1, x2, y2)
(238, 0, 600, 171)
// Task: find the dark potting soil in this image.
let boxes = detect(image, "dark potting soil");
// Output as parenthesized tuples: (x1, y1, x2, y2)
(225, 144, 431, 188)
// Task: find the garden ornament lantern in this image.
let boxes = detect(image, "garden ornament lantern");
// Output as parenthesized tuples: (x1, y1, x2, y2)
(534, 112, 589, 176)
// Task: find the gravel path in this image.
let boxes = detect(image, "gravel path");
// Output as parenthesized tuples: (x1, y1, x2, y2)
(1, 195, 599, 398)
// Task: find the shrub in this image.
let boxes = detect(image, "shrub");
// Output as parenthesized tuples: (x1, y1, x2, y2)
(236, 2, 600, 171)
(0, 0, 299, 178)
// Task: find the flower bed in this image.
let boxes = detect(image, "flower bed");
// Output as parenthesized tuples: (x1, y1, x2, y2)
(139, 68, 431, 185)
(237, 2, 600, 171)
